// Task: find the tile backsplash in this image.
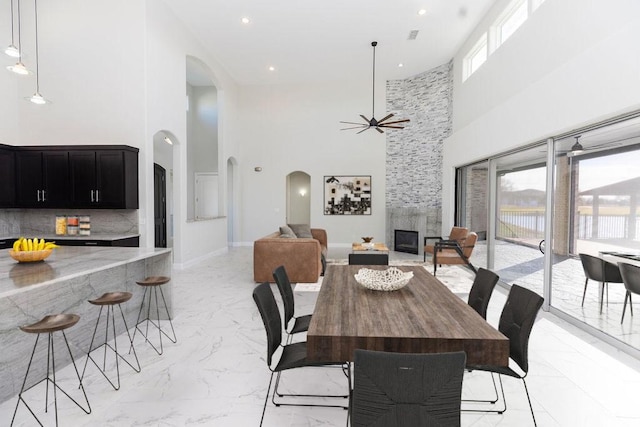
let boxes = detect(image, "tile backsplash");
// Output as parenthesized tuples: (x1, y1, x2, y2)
(0, 209, 138, 236)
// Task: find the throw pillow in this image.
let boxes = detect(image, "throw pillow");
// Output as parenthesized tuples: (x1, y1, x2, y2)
(279, 225, 297, 238)
(288, 224, 313, 238)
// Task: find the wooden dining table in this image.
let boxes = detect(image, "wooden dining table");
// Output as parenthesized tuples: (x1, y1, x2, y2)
(307, 265, 509, 366)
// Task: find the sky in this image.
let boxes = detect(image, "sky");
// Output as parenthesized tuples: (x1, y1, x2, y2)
(501, 150, 640, 192)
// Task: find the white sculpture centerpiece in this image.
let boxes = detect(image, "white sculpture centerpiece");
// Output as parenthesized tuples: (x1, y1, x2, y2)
(354, 267, 414, 291)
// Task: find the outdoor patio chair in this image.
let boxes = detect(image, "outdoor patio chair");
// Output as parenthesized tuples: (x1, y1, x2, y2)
(424, 226, 469, 262)
(578, 253, 624, 313)
(619, 262, 640, 324)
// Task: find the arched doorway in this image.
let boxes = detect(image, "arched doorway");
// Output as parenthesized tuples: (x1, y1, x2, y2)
(286, 171, 311, 224)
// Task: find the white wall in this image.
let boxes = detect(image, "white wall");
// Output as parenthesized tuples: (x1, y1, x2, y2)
(237, 79, 388, 245)
(0, 0, 240, 266)
(144, 0, 240, 265)
(442, 0, 640, 233)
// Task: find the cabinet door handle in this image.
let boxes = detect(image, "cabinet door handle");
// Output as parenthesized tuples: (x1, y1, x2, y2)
(37, 189, 41, 202)
(84, 242, 98, 246)
(91, 190, 95, 202)
(96, 190, 99, 202)
(41, 190, 46, 201)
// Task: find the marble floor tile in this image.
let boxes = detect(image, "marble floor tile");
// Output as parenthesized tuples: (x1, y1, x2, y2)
(3, 246, 640, 426)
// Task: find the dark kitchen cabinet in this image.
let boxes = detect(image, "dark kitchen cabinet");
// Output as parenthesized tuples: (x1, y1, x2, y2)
(69, 148, 138, 209)
(15, 150, 69, 208)
(0, 145, 15, 207)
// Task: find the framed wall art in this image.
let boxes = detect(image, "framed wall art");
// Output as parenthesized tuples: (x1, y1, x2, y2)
(324, 176, 371, 215)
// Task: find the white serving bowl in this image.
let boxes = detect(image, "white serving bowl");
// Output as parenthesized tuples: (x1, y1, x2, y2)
(354, 267, 414, 291)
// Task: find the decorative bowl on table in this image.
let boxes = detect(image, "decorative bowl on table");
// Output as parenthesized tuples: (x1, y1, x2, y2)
(354, 267, 414, 291)
(9, 249, 53, 263)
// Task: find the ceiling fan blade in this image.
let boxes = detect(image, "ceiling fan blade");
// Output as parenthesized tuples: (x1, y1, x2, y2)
(381, 119, 411, 125)
(340, 121, 369, 126)
(378, 113, 394, 123)
(356, 127, 370, 134)
(375, 127, 384, 134)
(379, 125, 405, 129)
(360, 114, 371, 123)
(341, 125, 369, 130)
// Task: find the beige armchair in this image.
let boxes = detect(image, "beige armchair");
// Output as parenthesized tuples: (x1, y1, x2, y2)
(424, 226, 469, 262)
(432, 231, 478, 276)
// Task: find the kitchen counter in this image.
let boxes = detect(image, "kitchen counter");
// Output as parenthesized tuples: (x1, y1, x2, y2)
(0, 246, 172, 403)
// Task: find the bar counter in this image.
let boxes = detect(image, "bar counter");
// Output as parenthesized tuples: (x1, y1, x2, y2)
(0, 246, 172, 403)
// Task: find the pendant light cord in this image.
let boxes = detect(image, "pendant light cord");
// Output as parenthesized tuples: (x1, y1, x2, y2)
(371, 42, 376, 118)
(34, 0, 39, 91)
(9, 0, 15, 44)
(16, 0, 22, 60)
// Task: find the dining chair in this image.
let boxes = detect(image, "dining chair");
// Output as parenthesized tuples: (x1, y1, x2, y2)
(619, 262, 640, 323)
(349, 349, 466, 427)
(467, 268, 500, 320)
(252, 282, 349, 426)
(424, 226, 468, 262)
(273, 265, 312, 342)
(464, 284, 544, 426)
(579, 253, 624, 312)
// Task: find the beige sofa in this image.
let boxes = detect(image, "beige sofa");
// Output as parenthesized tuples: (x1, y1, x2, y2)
(253, 228, 327, 283)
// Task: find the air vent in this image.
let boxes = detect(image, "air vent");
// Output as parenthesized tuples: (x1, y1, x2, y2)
(408, 30, 419, 40)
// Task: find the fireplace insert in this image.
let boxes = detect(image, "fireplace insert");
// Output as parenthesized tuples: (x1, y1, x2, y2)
(394, 229, 419, 255)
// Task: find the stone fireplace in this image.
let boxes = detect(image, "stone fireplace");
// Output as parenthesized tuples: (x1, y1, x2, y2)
(385, 61, 451, 254)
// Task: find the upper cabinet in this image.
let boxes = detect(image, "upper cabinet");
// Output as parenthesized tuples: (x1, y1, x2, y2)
(15, 150, 69, 208)
(5, 145, 138, 209)
(69, 148, 138, 209)
(0, 145, 15, 207)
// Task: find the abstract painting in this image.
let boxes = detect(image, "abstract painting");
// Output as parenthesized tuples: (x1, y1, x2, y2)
(324, 176, 371, 215)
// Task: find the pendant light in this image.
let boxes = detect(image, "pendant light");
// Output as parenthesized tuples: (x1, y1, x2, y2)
(6, 0, 31, 74)
(25, 0, 49, 104)
(4, 0, 20, 57)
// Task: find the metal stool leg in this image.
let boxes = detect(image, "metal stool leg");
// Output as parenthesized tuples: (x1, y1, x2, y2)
(11, 330, 90, 427)
(133, 284, 176, 355)
(83, 303, 141, 390)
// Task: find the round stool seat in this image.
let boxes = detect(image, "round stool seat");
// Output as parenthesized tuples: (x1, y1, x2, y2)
(89, 291, 133, 306)
(20, 314, 80, 334)
(136, 276, 170, 287)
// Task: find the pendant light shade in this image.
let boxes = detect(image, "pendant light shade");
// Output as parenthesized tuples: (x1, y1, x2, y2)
(7, 61, 30, 74)
(5, 44, 20, 57)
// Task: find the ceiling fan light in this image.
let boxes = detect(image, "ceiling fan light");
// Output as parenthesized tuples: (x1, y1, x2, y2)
(5, 44, 20, 57)
(7, 61, 31, 75)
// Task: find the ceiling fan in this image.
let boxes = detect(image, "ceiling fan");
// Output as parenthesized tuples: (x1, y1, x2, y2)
(340, 41, 410, 134)
(560, 135, 621, 156)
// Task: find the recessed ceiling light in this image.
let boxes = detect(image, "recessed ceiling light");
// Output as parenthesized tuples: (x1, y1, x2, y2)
(268, 66, 275, 71)
(418, 9, 427, 16)
(241, 17, 250, 24)
(398, 63, 404, 68)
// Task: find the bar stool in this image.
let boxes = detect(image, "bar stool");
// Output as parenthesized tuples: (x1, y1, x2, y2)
(81, 292, 141, 391)
(132, 276, 177, 355)
(11, 314, 91, 427)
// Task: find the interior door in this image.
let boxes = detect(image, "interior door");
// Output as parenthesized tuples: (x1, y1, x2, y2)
(195, 172, 218, 219)
(154, 163, 167, 248)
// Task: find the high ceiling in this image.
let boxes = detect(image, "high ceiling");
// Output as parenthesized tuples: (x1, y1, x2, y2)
(164, 0, 496, 86)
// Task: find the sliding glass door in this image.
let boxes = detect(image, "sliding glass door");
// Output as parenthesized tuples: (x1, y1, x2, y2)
(551, 117, 640, 349)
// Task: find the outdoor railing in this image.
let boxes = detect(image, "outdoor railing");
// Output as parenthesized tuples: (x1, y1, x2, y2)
(498, 209, 640, 240)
